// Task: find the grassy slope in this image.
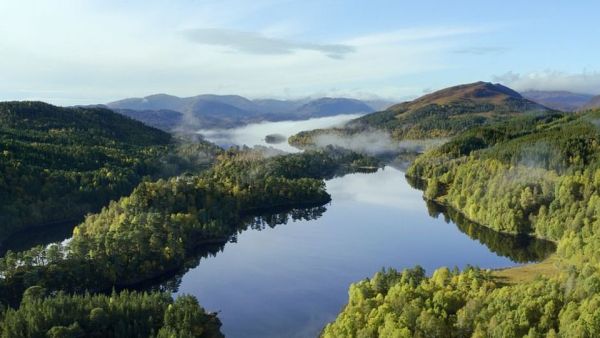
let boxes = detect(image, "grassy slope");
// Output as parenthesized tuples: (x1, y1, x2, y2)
(492, 255, 561, 285)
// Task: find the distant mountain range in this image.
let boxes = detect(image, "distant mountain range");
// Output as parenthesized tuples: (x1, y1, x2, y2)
(521, 90, 595, 111)
(96, 88, 600, 133)
(102, 94, 392, 130)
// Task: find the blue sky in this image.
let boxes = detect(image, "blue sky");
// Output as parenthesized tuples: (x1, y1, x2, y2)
(1, 0, 599, 105)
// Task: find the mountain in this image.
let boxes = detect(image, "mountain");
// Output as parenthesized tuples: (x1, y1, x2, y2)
(521, 90, 594, 111)
(106, 94, 375, 130)
(292, 98, 373, 118)
(109, 93, 188, 111)
(353, 81, 551, 139)
(581, 95, 600, 111)
(290, 82, 553, 148)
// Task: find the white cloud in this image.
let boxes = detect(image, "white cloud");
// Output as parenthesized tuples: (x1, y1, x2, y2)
(183, 28, 355, 59)
(345, 26, 484, 46)
(493, 70, 600, 94)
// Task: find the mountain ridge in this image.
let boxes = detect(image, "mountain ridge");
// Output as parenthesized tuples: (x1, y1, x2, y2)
(106, 94, 386, 130)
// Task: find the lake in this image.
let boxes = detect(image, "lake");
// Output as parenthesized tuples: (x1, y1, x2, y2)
(197, 114, 362, 153)
(178, 120, 555, 337)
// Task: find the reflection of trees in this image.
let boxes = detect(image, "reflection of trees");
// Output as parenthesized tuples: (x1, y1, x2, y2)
(243, 205, 327, 231)
(425, 200, 555, 263)
(387, 153, 420, 172)
(136, 205, 327, 293)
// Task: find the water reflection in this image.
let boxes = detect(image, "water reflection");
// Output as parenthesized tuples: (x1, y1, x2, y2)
(243, 206, 327, 232)
(424, 201, 555, 263)
(327, 167, 426, 210)
(405, 175, 556, 263)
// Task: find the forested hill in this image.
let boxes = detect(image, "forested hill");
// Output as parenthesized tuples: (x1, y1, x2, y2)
(289, 82, 554, 149)
(0, 101, 171, 145)
(0, 101, 216, 242)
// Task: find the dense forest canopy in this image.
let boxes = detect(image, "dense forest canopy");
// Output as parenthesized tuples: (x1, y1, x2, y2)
(0, 101, 218, 242)
(0, 287, 223, 338)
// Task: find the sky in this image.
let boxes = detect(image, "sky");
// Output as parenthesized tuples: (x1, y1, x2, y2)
(1, 0, 599, 105)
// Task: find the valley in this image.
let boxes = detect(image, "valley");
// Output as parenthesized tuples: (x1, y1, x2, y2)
(4, 2, 600, 336)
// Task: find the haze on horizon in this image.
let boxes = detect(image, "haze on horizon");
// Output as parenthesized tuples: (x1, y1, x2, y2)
(1, 0, 599, 106)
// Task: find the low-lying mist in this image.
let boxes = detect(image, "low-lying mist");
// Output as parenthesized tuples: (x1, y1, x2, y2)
(313, 130, 447, 155)
(198, 114, 362, 152)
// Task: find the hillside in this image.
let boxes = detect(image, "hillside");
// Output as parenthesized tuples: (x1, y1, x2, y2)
(289, 82, 553, 149)
(292, 97, 373, 118)
(0, 101, 217, 242)
(522, 90, 594, 111)
(107, 94, 375, 130)
(581, 95, 600, 110)
(0, 101, 171, 145)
